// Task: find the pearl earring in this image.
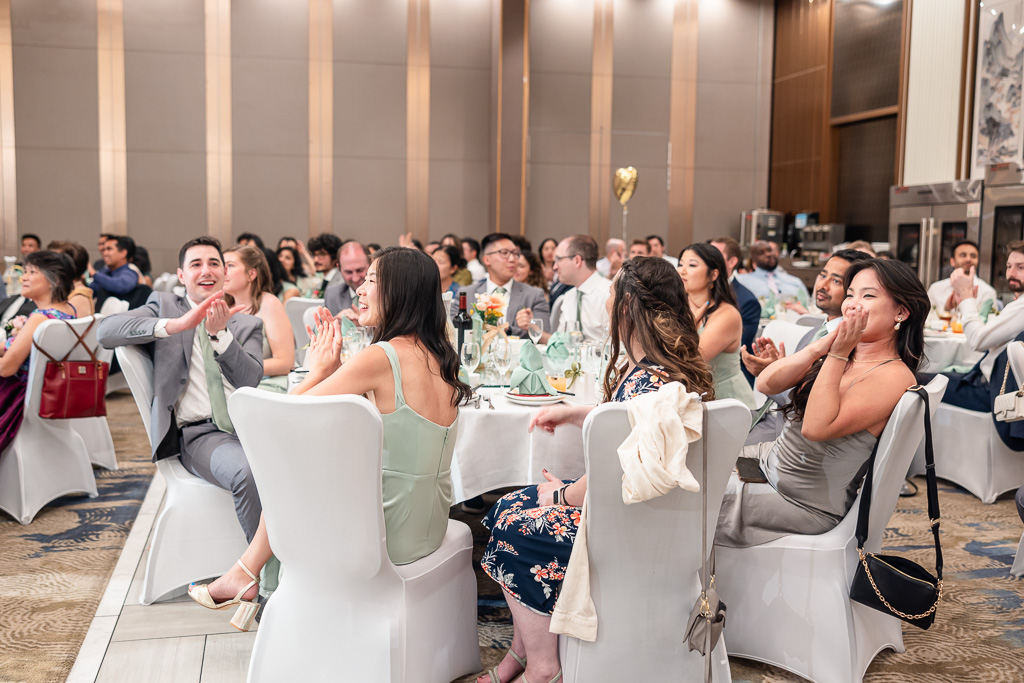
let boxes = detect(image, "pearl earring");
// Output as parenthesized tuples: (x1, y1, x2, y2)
(894, 318, 902, 331)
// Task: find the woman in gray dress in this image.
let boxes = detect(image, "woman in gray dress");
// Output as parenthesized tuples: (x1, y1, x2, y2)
(716, 259, 928, 547)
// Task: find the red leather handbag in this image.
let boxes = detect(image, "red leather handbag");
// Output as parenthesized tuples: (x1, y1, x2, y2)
(33, 318, 108, 419)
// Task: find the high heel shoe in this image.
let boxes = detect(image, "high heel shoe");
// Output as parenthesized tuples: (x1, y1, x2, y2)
(483, 648, 527, 682)
(187, 560, 261, 631)
(518, 670, 561, 683)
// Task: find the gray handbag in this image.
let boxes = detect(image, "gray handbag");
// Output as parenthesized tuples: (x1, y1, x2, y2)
(684, 401, 726, 682)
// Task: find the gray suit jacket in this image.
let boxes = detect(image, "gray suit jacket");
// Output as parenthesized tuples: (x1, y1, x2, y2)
(98, 291, 264, 462)
(324, 282, 356, 317)
(450, 280, 550, 338)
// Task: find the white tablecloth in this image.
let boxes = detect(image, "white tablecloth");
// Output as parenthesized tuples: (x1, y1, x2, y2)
(920, 332, 984, 374)
(451, 388, 587, 503)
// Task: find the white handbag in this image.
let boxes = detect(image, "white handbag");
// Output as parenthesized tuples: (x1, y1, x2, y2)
(994, 342, 1024, 422)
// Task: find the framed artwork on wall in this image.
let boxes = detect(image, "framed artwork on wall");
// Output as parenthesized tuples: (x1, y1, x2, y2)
(972, 0, 1024, 179)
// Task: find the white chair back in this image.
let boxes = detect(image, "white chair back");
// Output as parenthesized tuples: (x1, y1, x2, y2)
(1008, 341, 1024, 390)
(285, 297, 322, 365)
(795, 313, 826, 328)
(114, 345, 154, 443)
(98, 297, 129, 317)
(559, 398, 749, 682)
(152, 272, 179, 292)
(761, 319, 814, 355)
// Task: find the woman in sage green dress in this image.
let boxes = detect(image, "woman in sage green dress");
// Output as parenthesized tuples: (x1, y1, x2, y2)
(678, 243, 758, 410)
(187, 247, 471, 629)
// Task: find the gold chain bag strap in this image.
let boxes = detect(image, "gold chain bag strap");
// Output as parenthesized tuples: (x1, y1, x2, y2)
(994, 341, 1024, 422)
(684, 399, 726, 682)
(32, 317, 109, 419)
(849, 385, 942, 629)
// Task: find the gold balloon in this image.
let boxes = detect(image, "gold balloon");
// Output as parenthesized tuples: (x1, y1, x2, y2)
(613, 166, 638, 206)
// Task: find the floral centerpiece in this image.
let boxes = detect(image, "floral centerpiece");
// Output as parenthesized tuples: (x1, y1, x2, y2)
(3, 315, 26, 340)
(473, 292, 509, 368)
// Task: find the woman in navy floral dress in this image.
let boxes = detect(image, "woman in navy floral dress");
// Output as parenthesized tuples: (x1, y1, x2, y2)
(477, 257, 716, 683)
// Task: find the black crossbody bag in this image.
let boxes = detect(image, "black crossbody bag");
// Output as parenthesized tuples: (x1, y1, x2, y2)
(849, 385, 943, 630)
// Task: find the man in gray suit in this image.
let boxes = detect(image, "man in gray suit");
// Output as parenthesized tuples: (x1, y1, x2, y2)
(98, 236, 265, 541)
(324, 240, 370, 320)
(450, 232, 549, 338)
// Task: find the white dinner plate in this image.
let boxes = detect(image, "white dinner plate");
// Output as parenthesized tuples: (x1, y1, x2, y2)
(505, 391, 563, 406)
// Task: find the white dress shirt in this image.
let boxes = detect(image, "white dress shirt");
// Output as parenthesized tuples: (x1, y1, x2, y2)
(550, 272, 611, 342)
(154, 298, 237, 426)
(959, 294, 1024, 380)
(1, 296, 26, 324)
(736, 266, 809, 302)
(663, 255, 679, 267)
(596, 257, 610, 279)
(927, 277, 997, 313)
(467, 259, 487, 282)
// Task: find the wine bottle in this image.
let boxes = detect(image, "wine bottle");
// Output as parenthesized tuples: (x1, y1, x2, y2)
(454, 292, 472, 352)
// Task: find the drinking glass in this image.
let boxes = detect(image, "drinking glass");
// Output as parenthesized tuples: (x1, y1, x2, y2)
(567, 321, 584, 360)
(491, 337, 512, 387)
(461, 341, 481, 373)
(528, 318, 544, 345)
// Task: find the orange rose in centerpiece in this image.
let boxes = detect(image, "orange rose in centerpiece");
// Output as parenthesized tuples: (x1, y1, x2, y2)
(474, 292, 508, 327)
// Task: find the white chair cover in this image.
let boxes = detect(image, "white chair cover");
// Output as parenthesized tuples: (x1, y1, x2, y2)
(98, 298, 130, 396)
(285, 297, 322, 366)
(558, 399, 749, 683)
(795, 313, 827, 328)
(115, 345, 248, 604)
(1006, 343, 1024, 576)
(715, 376, 947, 683)
(760, 320, 815, 356)
(228, 388, 481, 683)
(152, 272, 179, 293)
(0, 318, 99, 523)
(61, 313, 118, 470)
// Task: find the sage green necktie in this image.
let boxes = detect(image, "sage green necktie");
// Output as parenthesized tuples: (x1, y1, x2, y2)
(198, 321, 234, 434)
(576, 288, 583, 325)
(494, 286, 507, 295)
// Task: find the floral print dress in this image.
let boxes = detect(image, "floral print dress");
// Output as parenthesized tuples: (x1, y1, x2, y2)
(480, 359, 667, 614)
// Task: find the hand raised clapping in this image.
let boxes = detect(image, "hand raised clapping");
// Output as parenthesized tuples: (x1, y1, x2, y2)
(304, 306, 343, 377)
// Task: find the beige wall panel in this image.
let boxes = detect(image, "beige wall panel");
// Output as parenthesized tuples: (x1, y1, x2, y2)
(333, 158, 405, 241)
(611, 0, 671, 79)
(334, 63, 405, 160)
(525, 163, 590, 244)
(696, 0, 763, 85)
(529, 0, 593, 75)
(125, 151, 206, 272)
(233, 153, 307, 242)
(692, 168, 755, 242)
(17, 148, 100, 236)
(606, 161, 669, 242)
(232, 58, 306, 156)
(124, 51, 205, 153)
(428, 159, 488, 237)
(529, 130, 590, 166)
(13, 45, 98, 150)
(430, 0, 489, 68)
(694, 82, 757, 171)
(333, 0, 407, 66)
(11, 0, 96, 49)
(123, 0, 203, 54)
(429, 67, 489, 162)
(232, 0, 306, 60)
(529, 73, 591, 160)
(612, 77, 670, 134)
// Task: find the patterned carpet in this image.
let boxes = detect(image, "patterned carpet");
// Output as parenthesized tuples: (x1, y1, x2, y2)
(0, 394, 153, 683)
(452, 478, 1024, 683)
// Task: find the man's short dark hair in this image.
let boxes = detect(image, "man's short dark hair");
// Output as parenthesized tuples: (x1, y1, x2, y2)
(566, 234, 599, 269)
(308, 233, 342, 257)
(236, 232, 265, 249)
(480, 233, 514, 255)
(277, 236, 298, 248)
(1007, 240, 1024, 257)
(630, 238, 649, 250)
(828, 248, 873, 265)
(111, 235, 137, 261)
(179, 236, 223, 268)
(646, 234, 665, 247)
(462, 238, 481, 258)
(951, 240, 980, 254)
(708, 236, 742, 263)
(21, 233, 40, 247)
(510, 235, 533, 253)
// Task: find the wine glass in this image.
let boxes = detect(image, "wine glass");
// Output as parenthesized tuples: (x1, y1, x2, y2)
(567, 321, 584, 360)
(461, 341, 481, 373)
(529, 318, 544, 345)
(491, 337, 512, 387)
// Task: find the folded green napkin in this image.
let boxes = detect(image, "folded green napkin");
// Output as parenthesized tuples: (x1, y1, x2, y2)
(340, 316, 357, 336)
(545, 332, 571, 365)
(979, 298, 994, 323)
(510, 342, 557, 395)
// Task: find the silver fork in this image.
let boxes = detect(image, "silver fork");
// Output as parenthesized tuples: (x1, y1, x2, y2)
(485, 394, 495, 410)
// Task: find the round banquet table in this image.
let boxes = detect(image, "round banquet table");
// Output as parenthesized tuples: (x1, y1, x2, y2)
(450, 387, 587, 503)
(920, 331, 984, 374)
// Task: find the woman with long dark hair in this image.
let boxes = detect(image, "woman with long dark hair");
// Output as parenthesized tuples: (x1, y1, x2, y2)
(538, 237, 558, 285)
(716, 258, 927, 547)
(188, 247, 470, 626)
(476, 257, 714, 683)
(677, 244, 757, 409)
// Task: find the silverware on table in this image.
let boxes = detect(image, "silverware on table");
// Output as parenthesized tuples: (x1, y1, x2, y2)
(485, 395, 495, 410)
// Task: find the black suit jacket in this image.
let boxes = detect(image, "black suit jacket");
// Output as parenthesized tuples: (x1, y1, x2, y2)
(732, 278, 761, 386)
(0, 294, 36, 324)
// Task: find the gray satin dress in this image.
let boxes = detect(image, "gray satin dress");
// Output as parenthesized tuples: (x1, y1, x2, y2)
(715, 417, 877, 548)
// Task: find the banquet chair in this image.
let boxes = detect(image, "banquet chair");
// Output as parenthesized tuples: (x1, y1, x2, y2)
(228, 389, 480, 683)
(715, 375, 946, 683)
(61, 313, 119, 471)
(285, 297, 322, 365)
(909, 342, 1024, 503)
(115, 345, 248, 604)
(796, 313, 827, 328)
(98, 298, 130, 396)
(0, 318, 99, 524)
(152, 272, 179, 293)
(761, 320, 815, 357)
(558, 398, 750, 683)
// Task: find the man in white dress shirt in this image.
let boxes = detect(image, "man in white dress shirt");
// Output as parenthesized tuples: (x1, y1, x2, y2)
(461, 237, 487, 282)
(595, 238, 625, 279)
(927, 240, 997, 314)
(647, 234, 678, 267)
(517, 235, 610, 344)
(735, 240, 809, 304)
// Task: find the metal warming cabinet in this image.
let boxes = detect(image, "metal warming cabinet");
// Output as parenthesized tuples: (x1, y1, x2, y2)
(888, 180, 983, 289)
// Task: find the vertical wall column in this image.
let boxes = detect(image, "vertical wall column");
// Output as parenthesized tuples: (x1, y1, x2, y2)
(205, 0, 231, 245)
(493, 0, 527, 235)
(97, 0, 127, 234)
(406, 0, 430, 238)
(0, 0, 14, 253)
(308, 0, 333, 237)
(589, 0, 613, 245)
(669, 0, 698, 248)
